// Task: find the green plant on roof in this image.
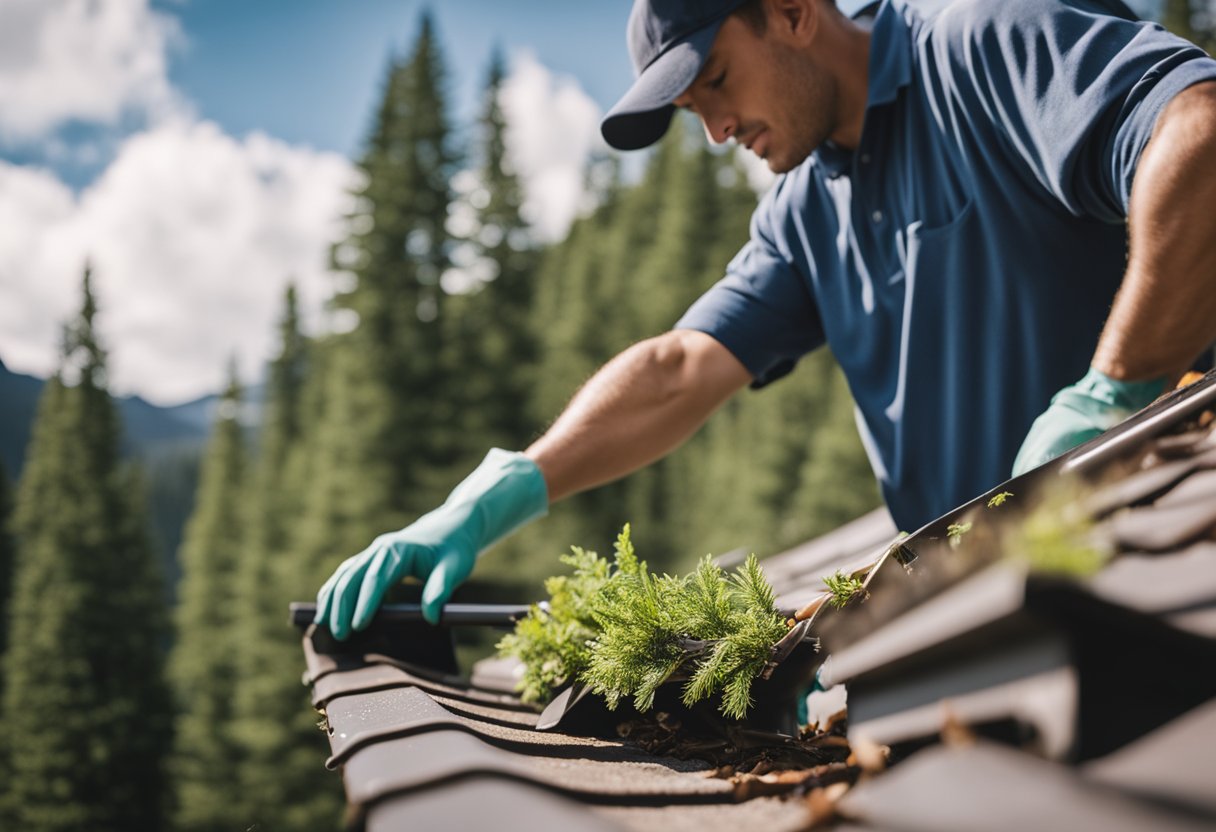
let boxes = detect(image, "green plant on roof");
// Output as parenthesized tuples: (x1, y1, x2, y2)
(1012, 504, 1110, 577)
(993, 477, 1111, 578)
(822, 570, 865, 608)
(987, 491, 1014, 508)
(495, 530, 625, 705)
(947, 522, 973, 547)
(499, 525, 788, 720)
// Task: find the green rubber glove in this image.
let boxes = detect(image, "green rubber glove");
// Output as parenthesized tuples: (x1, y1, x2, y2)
(1012, 367, 1165, 477)
(314, 449, 548, 639)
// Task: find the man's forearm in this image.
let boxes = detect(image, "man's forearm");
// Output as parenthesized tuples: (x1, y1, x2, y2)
(526, 329, 752, 502)
(1094, 81, 1216, 383)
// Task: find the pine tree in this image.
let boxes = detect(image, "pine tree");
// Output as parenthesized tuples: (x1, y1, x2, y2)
(445, 47, 539, 460)
(0, 459, 14, 827)
(0, 458, 13, 671)
(231, 287, 343, 831)
(2, 266, 171, 831)
(521, 121, 879, 572)
(784, 358, 881, 544)
(1163, 0, 1216, 52)
(612, 118, 741, 561)
(440, 49, 558, 599)
(298, 11, 460, 592)
(524, 119, 728, 565)
(169, 366, 248, 831)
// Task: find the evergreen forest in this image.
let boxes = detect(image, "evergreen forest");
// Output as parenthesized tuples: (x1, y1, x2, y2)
(10, 3, 1208, 828)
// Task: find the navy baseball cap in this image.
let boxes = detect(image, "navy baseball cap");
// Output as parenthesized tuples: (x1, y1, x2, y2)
(601, 0, 748, 151)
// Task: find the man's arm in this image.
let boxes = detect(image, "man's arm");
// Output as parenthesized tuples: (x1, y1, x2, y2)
(1014, 81, 1216, 475)
(1094, 81, 1216, 383)
(315, 328, 751, 635)
(528, 328, 753, 501)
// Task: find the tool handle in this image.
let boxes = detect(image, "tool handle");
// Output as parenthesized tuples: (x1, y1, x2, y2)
(289, 601, 536, 629)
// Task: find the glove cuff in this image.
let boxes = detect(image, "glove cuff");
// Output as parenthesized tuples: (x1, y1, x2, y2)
(446, 448, 549, 553)
(1077, 367, 1166, 413)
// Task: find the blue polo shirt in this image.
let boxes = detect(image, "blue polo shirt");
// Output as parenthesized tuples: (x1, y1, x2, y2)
(676, 0, 1216, 530)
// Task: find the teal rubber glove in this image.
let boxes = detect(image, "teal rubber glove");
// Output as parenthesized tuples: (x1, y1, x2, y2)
(314, 449, 548, 639)
(796, 667, 828, 726)
(1012, 367, 1165, 477)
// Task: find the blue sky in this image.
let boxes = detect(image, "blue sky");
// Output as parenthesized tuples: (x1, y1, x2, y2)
(0, 0, 1159, 403)
(0, 0, 644, 403)
(157, 0, 634, 160)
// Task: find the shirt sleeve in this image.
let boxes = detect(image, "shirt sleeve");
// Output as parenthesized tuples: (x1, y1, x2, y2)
(674, 180, 825, 388)
(934, 0, 1216, 221)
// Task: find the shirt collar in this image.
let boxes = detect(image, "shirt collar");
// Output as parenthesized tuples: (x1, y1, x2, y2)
(813, 0, 913, 178)
(866, 0, 913, 108)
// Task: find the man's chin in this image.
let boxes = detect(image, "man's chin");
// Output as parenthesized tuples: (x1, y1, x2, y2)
(764, 153, 801, 175)
(761, 143, 816, 175)
(758, 141, 817, 175)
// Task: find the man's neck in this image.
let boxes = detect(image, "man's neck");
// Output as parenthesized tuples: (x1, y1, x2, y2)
(825, 12, 873, 150)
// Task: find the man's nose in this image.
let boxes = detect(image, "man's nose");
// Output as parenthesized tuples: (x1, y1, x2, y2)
(699, 110, 738, 145)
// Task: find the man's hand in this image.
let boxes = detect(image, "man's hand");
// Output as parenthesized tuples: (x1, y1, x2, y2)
(314, 449, 547, 638)
(314, 331, 747, 639)
(1012, 367, 1164, 476)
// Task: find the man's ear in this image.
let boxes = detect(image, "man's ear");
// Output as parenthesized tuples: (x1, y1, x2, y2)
(768, 0, 820, 46)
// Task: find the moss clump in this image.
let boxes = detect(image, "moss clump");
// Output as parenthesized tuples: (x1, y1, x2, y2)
(987, 491, 1014, 508)
(946, 522, 973, 548)
(822, 570, 866, 608)
(1014, 508, 1109, 577)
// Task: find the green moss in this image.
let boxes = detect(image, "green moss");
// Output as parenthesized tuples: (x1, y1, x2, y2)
(1015, 509, 1109, 577)
(822, 570, 865, 608)
(946, 522, 973, 547)
(987, 491, 1014, 508)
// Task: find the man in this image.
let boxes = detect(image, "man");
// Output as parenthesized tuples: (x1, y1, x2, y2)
(316, 0, 1216, 639)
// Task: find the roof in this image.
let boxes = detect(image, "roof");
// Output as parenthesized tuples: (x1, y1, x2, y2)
(296, 369, 1216, 831)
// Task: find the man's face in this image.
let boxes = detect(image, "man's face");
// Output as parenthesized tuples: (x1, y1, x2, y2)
(673, 12, 837, 174)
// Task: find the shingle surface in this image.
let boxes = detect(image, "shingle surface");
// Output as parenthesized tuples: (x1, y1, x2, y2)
(1084, 698, 1216, 816)
(302, 371, 1216, 831)
(837, 741, 1214, 832)
(366, 779, 625, 832)
(339, 728, 734, 807)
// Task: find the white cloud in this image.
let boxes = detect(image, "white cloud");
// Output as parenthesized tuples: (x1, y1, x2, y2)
(0, 0, 186, 144)
(0, 22, 609, 404)
(0, 120, 358, 404)
(499, 50, 606, 243)
(0, 163, 78, 373)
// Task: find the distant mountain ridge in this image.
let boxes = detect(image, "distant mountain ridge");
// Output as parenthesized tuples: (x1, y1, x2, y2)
(1, 354, 266, 599)
(0, 354, 231, 478)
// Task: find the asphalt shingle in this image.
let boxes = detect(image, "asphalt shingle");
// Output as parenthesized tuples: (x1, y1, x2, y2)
(297, 370, 1216, 830)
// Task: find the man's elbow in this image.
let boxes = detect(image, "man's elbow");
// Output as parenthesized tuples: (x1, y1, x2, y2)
(633, 330, 751, 405)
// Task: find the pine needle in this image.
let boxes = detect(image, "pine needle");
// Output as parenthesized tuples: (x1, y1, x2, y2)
(501, 531, 788, 719)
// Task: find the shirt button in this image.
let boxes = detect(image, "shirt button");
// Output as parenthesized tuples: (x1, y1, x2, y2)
(871, 210, 883, 223)
(860, 153, 871, 164)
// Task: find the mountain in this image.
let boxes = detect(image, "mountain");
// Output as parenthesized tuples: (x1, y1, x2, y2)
(1, 356, 263, 600)
(0, 357, 47, 478)
(1, 356, 218, 477)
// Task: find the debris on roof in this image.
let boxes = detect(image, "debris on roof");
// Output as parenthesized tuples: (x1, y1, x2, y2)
(295, 370, 1216, 830)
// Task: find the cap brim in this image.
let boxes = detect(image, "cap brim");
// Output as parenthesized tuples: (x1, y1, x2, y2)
(601, 20, 725, 151)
